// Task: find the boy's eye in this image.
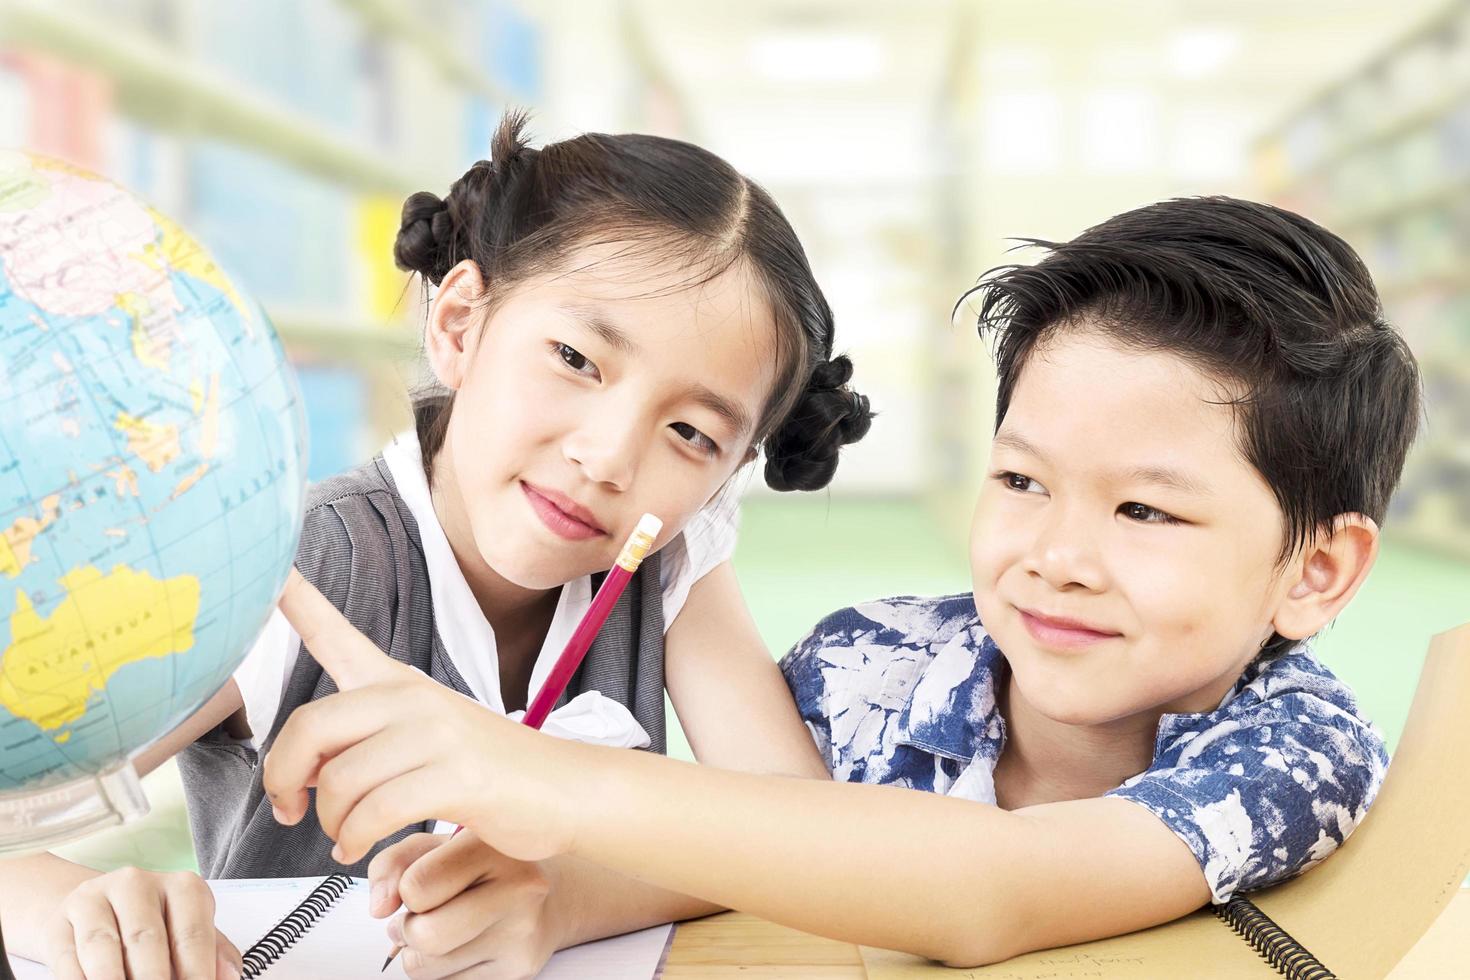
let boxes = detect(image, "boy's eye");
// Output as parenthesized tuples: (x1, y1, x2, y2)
(671, 422, 719, 457)
(1120, 501, 1181, 525)
(996, 471, 1046, 494)
(554, 342, 600, 380)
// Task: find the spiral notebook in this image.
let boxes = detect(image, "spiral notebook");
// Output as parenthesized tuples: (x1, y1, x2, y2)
(863, 622, 1470, 980)
(11, 874, 673, 979)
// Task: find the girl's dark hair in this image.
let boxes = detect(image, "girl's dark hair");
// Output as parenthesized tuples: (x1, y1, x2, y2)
(395, 111, 872, 491)
(962, 196, 1422, 655)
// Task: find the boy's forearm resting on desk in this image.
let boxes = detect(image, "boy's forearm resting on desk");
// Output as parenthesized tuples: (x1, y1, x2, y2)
(560, 742, 1211, 966)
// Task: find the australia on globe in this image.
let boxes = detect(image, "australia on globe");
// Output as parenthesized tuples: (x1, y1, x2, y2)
(0, 151, 306, 853)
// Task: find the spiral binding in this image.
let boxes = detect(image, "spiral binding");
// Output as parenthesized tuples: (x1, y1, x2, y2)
(1212, 895, 1338, 980)
(240, 874, 353, 979)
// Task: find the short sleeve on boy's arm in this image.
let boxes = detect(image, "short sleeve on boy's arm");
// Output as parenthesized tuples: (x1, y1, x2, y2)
(1106, 682, 1389, 904)
(780, 624, 838, 770)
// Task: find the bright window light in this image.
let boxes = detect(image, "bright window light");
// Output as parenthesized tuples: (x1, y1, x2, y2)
(981, 89, 1062, 174)
(1081, 88, 1160, 174)
(747, 32, 886, 83)
(1165, 28, 1241, 79)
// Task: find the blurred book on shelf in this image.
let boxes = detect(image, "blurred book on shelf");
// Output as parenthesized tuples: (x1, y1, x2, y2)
(1256, 0, 1470, 558)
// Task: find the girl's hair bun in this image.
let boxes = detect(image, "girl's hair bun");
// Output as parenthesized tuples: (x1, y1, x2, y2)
(762, 353, 874, 492)
(394, 111, 537, 287)
(394, 191, 454, 285)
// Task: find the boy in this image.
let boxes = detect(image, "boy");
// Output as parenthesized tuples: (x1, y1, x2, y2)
(259, 195, 1421, 967)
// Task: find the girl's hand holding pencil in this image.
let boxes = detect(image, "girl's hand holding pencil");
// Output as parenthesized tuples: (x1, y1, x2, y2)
(366, 832, 562, 979)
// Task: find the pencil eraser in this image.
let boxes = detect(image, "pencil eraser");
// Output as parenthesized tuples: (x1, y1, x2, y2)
(636, 513, 663, 540)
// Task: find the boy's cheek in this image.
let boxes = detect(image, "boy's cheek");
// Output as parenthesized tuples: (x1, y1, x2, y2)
(969, 496, 1011, 573)
(969, 512, 1028, 597)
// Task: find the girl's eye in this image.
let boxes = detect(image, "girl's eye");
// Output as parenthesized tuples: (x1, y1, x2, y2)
(996, 471, 1046, 494)
(671, 422, 719, 457)
(1120, 501, 1181, 525)
(554, 342, 600, 380)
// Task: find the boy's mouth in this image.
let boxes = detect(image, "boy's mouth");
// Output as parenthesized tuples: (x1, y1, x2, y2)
(521, 481, 609, 540)
(1017, 607, 1122, 649)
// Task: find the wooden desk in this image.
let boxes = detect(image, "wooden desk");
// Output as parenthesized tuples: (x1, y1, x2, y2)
(664, 912, 865, 979)
(663, 890, 1470, 978)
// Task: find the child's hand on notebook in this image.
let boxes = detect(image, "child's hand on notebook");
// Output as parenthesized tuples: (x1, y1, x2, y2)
(266, 569, 593, 864)
(366, 831, 561, 979)
(42, 867, 244, 980)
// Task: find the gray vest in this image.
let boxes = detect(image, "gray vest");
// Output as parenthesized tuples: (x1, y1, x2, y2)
(178, 456, 666, 878)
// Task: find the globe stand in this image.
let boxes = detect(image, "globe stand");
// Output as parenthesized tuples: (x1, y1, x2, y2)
(0, 763, 149, 973)
(0, 762, 149, 857)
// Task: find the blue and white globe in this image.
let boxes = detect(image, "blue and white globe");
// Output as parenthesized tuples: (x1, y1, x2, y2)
(0, 152, 306, 849)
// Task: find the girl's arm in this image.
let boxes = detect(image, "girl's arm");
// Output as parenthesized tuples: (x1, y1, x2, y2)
(663, 560, 828, 776)
(558, 746, 1209, 965)
(266, 576, 1212, 967)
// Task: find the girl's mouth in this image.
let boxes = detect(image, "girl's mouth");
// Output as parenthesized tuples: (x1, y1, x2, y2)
(521, 482, 608, 541)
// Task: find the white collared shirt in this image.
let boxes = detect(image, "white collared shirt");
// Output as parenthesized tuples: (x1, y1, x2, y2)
(234, 428, 739, 760)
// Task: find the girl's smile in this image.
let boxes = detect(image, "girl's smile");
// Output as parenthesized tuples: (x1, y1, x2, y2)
(520, 480, 609, 541)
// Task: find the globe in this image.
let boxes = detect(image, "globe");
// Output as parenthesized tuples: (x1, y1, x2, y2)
(0, 151, 307, 854)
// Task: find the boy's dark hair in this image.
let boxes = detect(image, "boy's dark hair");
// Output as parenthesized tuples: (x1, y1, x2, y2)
(395, 111, 871, 492)
(965, 195, 1421, 575)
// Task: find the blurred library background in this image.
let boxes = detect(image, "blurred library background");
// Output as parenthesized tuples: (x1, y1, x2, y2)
(2, 0, 1469, 867)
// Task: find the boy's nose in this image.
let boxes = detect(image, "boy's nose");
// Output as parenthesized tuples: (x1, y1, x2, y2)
(1023, 506, 1107, 593)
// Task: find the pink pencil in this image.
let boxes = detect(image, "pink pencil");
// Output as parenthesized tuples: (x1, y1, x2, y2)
(522, 512, 663, 729)
(383, 512, 662, 970)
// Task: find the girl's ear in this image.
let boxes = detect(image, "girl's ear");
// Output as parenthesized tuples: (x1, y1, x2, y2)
(425, 260, 488, 391)
(1269, 514, 1379, 642)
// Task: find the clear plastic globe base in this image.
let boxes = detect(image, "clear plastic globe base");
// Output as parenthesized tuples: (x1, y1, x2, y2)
(0, 763, 150, 978)
(0, 761, 150, 857)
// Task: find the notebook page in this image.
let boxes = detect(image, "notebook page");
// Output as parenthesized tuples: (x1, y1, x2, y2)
(216, 877, 671, 980)
(212, 877, 404, 979)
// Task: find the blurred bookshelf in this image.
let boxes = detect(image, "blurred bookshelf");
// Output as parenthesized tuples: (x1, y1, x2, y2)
(1255, 0, 1470, 560)
(0, 0, 540, 480)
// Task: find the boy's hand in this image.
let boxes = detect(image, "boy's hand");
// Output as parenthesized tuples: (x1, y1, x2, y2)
(368, 833, 560, 980)
(264, 569, 588, 865)
(42, 867, 242, 980)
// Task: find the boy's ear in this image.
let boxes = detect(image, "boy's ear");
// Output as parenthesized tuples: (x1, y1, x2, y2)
(1270, 514, 1380, 641)
(425, 260, 488, 391)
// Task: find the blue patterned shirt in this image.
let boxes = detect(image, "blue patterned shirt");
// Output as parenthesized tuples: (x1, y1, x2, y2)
(780, 593, 1389, 903)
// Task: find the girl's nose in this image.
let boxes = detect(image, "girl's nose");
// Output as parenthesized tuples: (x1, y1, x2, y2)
(1022, 505, 1108, 593)
(562, 417, 645, 492)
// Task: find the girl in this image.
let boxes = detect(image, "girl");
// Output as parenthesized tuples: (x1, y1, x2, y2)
(259, 196, 1403, 969)
(4, 113, 872, 979)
